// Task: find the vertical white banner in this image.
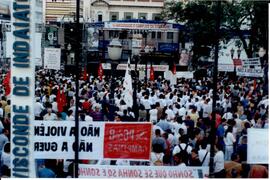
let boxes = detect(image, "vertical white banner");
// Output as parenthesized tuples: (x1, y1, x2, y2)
(11, 0, 37, 177)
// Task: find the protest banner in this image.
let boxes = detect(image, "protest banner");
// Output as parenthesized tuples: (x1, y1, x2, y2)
(236, 58, 263, 77)
(218, 64, 234, 72)
(247, 128, 268, 164)
(44, 48, 61, 70)
(33, 121, 105, 159)
(104, 123, 152, 160)
(236, 67, 264, 77)
(176, 71, 194, 79)
(33, 121, 152, 160)
(79, 165, 209, 178)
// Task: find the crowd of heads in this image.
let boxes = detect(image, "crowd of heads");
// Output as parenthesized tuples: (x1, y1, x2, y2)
(0, 65, 268, 177)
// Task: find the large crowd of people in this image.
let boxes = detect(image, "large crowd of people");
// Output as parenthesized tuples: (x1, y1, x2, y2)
(0, 64, 268, 178)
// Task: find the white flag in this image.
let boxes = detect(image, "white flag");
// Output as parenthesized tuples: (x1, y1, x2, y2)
(123, 58, 133, 107)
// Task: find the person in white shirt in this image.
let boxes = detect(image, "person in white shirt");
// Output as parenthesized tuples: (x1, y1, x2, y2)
(178, 105, 187, 120)
(214, 144, 225, 178)
(172, 135, 192, 156)
(149, 105, 158, 124)
(43, 108, 57, 121)
(198, 141, 210, 166)
(224, 126, 236, 161)
(202, 99, 211, 118)
(66, 110, 75, 121)
(51, 98, 58, 113)
(34, 98, 45, 119)
(0, 103, 3, 119)
(165, 105, 175, 121)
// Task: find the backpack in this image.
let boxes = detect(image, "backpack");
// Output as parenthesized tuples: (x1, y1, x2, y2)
(179, 144, 190, 165)
(153, 153, 163, 166)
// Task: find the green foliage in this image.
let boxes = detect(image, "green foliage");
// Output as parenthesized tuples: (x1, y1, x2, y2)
(162, 0, 268, 58)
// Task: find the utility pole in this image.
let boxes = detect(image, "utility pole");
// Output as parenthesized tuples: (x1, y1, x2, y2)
(209, 1, 221, 177)
(74, 0, 80, 178)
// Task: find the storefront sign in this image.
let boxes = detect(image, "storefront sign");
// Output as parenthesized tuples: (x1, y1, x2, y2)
(104, 22, 174, 31)
(79, 165, 209, 178)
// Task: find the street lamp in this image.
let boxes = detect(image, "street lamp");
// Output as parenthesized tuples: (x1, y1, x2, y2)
(237, 47, 241, 59)
(132, 46, 141, 121)
(144, 45, 153, 83)
(230, 48, 235, 59)
(108, 38, 122, 121)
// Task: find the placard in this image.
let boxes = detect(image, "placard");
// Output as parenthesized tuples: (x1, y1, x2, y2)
(247, 128, 268, 164)
(104, 123, 152, 160)
(33, 121, 105, 159)
(44, 48, 61, 70)
(79, 165, 209, 178)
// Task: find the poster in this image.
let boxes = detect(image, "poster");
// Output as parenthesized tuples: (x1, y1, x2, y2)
(33, 121, 152, 160)
(218, 64, 234, 72)
(104, 123, 152, 160)
(179, 49, 190, 66)
(79, 165, 209, 178)
(247, 128, 268, 164)
(87, 27, 99, 49)
(44, 48, 61, 70)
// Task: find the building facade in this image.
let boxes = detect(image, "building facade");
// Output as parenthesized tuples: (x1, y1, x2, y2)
(44, 0, 83, 23)
(84, 0, 164, 22)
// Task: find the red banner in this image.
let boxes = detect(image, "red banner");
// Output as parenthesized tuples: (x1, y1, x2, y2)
(104, 123, 152, 160)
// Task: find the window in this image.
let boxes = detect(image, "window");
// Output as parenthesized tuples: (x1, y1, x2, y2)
(110, 12, 119, 21)
(151, 32, 156, 39)
(152, 13, 161, 21)
(138, 13, 147, 20)
(157, 32, 161, 39)
(98, 14, 103, 22)
(109, 31, 119, 38)
(167, 32, 174, 40)
(112, 15, 117, 21)
(124, 12, 133, 20)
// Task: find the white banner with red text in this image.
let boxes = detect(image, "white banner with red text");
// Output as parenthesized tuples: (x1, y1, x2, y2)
(33, 121, 152, 160)
(79, 165, 209, 178)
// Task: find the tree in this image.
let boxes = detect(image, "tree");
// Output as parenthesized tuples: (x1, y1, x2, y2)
(162, 0, 268, 60)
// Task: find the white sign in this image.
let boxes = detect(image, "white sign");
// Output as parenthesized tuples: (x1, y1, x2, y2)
(117, 64, 169, 72)
(104, 22, 174, 31)
(236, 67, 264, 77)
(237, 58, 263, 77)
(247, 128, 268, 164)
(176, 71, 194, 79)
(241, 57, 261, 67)
(33, 121, 105, 159)
(218, 64, 234, 72)
(44, 48, 61, 70)
(79, 165, 209, 178)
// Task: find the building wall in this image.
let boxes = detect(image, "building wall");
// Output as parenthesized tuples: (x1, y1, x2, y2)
(45, 0, 83, 23)
(85, 0, 163, 22)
